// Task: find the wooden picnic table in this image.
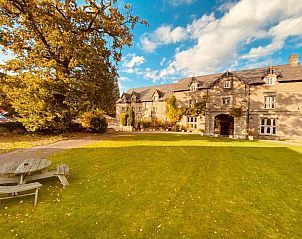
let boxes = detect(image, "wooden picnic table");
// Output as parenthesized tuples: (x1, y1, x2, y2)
(0, 159, 52, 184)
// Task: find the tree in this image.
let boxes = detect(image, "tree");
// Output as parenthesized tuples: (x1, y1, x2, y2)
(0, 72, 15, 116)
(127, 106, 134, 126)
(0, 0, 147, 131)
(165, 96, 183, 124)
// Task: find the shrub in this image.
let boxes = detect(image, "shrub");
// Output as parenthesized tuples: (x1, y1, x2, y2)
(120, 113, 127, 126)
(0, 121, 26, 134)
(127, 107, 135, 127)
(80, 110, 108, 133)
(171, 124, 180, 132)
(181, 125, 187, 131)
(152, 119, 165, 128)
(141, 119, 152, 128)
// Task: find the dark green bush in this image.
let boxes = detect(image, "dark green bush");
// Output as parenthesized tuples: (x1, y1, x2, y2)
(141, 119, 152, 128)
(0, 121, 26, 133)
(80, 110, 108, 133)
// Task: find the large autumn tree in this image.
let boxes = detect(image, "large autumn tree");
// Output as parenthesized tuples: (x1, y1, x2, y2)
(0, 0, 146, 131)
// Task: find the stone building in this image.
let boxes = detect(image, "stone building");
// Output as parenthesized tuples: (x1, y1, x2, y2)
(116, 54, 302, 140)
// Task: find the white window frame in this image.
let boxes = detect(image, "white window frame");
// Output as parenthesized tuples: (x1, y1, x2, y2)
(264, 95, 276, 109)
(189, 99, 197, 108)
(224, 80, 231, 89)
(222, 97, 231, 105)
(266, 77, 275, 86)
(187, 116, 198, 129)
(260, 118, 277, 135)
(190, 82, 198, 92)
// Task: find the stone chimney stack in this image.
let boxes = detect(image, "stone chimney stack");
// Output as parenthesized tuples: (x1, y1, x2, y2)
(289, 53, 299, 66)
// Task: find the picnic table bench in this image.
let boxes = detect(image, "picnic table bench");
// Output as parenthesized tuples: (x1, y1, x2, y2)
(0, 182, 42, 206)
(25, 164, 70, 188)
(0, 160, 70, 188)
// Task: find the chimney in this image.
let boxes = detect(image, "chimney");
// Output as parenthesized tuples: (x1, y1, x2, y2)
(289, 53, 299, 66)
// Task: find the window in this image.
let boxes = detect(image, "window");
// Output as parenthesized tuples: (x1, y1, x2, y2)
(152, 107, 157, 113)
(264, 96, 276, 109)
(154, 95, 159, 102)
(260, 118, 277, 135)
(266, 77, 275, 86)
(138, 107, 142, 112)
(190, 82, 199, 92)
(222, 97, 231, 105)
(189, 99, 197, 108)
(224, 80, 231, 88)
(187, 117, 198, 129)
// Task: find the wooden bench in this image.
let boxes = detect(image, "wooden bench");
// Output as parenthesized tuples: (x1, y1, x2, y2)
(25, 164, 70, 188)
(0, 176, 20, 185)
(0, 182, 42, 206)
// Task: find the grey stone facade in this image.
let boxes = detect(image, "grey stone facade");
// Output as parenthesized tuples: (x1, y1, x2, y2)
(116, 54, 302, 140)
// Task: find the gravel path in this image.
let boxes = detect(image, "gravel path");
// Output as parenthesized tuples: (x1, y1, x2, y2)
(0, 132, 127, 165)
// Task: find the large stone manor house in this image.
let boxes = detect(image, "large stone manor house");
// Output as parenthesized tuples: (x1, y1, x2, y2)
(116, 54, 302, 140)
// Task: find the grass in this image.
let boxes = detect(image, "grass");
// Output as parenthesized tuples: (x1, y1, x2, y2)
(0, 133, 67, 154)
(0, 133, 301, 238)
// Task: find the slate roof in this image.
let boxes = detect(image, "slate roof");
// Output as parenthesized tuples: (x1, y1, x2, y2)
(119, 63, 302, 103)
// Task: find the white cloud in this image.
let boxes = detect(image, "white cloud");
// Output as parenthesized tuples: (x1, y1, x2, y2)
(217, 1, 238, 13)
(140, 25, 189, 52)
(160, 0, 302, 77)
(119, 76, 131, 82)
(167, 0, 195, 7)
(243, 17, 302, 59)
(124, 54, 145, 68)
(160, 57, 167, 66)
(140, 37, 157, 53)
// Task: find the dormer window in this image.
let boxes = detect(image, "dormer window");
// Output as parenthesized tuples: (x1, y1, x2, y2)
(131, 95, 136, 102)
(224, 80, 231, 89)
(190, 82, 199, 92)
(266, 77, 275, 86)
(153, 95, 159, 102)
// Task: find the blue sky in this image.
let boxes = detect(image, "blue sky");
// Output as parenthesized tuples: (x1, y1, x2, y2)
(118, 0, 302, 92)
(1, 0, 302, 93)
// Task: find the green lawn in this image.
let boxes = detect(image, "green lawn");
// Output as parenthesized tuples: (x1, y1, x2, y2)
(0, 133, 66, 154)
(1, 133, 302, 238)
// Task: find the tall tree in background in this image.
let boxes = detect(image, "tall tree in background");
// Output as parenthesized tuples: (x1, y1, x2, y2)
(0, 0, 147, 131)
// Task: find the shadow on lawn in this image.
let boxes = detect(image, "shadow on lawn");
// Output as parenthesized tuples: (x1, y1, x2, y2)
(116, 133, 246, 142)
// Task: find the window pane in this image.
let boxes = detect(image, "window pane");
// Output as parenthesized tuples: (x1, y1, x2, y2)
(267, 127, 270, 134)
(267, 119, 271, 125)
(261, 127, 264, 134)
(273, 127, 276, 135)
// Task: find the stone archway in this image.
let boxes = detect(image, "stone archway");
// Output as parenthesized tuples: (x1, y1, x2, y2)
(214, 114, 234, 136)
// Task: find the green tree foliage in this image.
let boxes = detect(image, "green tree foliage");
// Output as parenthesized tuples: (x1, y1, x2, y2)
(165, 95, 184, 124)
(185, 102, 206, 116)
(80, 110, 108, 133)
(119, 112, 127, 126)
(0, 72, 15, 116)
(0, 0, 147, 131)
(127, 106, 134, 126)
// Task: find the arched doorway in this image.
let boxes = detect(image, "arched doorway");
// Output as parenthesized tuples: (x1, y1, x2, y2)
(214, 114, 234, 136)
